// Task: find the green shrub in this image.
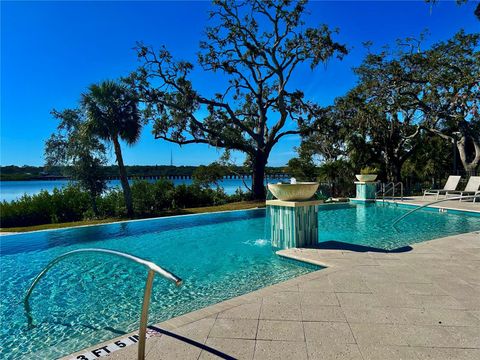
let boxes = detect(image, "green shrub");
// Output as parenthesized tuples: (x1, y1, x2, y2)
(1, 192, 49, 228)
(318, 160, 355, 197)
(131, 179, 174, 216)
(360, 166, 379, 175)
(172, 184, 228, 209)
(228, 188, 251, 202)
(0, 180, 245, 228)
(0, 185, 90, 227)
(173, 184, 202, 208)
(151, 179, 175, 209)
(48, 186, 90, 223)
(97, 187, 125, 218)
(210, 187, 229, 206)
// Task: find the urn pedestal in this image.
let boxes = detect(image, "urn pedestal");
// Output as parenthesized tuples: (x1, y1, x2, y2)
(351, 181, 377, 203)
(266, 199, 322, 249)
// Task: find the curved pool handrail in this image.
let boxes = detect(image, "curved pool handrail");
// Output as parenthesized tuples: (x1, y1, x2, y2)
(24, 248, 182, 360)
(392, 195, 479, 227)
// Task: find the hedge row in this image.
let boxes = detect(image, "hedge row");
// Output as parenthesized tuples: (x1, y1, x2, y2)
(0, 180, 249, 228)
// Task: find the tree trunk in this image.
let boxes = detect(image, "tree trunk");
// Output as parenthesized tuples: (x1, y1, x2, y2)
(112, 136, 134, 217)
(392, 159, 403, 183)
(457, 136, 480, 176)
(384, 153, 394, 182)
(90, 194, 99, 217)
(385, 148, 404, 183)
(251, 151, 267, 200)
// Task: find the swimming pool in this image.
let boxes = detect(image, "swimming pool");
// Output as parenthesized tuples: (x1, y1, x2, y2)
(1, 203, 479, 359)
(0, 209, 317, 359)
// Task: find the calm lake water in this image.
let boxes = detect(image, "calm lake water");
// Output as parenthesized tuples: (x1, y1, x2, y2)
(0, 179, 249, 203)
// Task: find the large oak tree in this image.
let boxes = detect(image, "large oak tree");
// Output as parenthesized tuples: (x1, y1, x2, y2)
(304, 31, 479, 182)
(348, 48, 424, 182)
(399, 31, 480, 175)
(129, 0, 346, 199)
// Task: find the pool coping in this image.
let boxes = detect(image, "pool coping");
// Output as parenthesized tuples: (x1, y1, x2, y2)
(381, 199, 480, 215)
(60, 261, 333, 360)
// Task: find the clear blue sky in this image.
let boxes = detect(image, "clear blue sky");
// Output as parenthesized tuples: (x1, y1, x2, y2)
(1, 0, 478, 167)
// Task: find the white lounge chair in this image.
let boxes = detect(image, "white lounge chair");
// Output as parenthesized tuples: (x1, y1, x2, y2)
(423, 175, 461, 200)
(446, 176, 480, 202)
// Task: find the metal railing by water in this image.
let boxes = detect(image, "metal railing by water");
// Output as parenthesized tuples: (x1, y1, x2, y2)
(24, 248, 182, 360)
(392, 195, 479, 227)
(377, 182, 404, 202)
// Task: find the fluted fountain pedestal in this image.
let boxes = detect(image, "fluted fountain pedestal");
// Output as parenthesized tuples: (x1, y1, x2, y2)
(351, 181, 377, 203)
(266, 199, 321, 249)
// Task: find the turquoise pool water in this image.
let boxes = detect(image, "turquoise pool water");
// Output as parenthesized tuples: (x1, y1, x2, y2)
(318, 203, 480, 250)
(1, 203, 479, 359)
(0, 209, 316, 359)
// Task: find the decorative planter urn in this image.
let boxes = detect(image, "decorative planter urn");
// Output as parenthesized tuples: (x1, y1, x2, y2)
(355, 174, 378, 182)
(267, 182, 319, 201)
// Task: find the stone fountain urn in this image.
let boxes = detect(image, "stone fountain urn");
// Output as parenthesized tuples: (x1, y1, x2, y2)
(355, 174, 378, 182)
(268, 182, 319, 201)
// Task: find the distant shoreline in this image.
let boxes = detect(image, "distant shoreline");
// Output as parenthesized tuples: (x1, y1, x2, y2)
(0, 164, 288, 182)
(0, 177, 69, 182)
(0, 177, 251, 203)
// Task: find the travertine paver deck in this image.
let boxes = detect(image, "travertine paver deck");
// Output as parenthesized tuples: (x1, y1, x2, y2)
(384, 195, 480, 213)
(65, 230, 480, 360)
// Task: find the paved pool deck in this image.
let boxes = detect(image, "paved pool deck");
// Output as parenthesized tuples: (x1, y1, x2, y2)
(64, 228, 480, 360)
(383, 195, 480, 213)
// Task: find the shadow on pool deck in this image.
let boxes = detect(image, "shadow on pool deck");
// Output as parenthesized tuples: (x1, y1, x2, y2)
(313, 240, 413, 253)
(148, 325, 236, 359)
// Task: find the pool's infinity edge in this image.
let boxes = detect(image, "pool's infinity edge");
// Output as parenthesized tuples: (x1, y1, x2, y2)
(3, 199, 479, 238)
(0, 206, 266, 237)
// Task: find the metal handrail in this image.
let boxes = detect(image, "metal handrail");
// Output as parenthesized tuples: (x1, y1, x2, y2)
(392, 194, 479, 227)
(377, 182, 404, 201)
(376, 181, 392, 197)
(394, 182, 404, 201)
(24, 248, 182, 360)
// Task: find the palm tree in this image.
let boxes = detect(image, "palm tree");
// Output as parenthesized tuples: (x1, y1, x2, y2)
(81, 80, 141, 217)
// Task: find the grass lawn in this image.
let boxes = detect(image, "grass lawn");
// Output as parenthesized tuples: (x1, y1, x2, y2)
(0, 200, 265, 233)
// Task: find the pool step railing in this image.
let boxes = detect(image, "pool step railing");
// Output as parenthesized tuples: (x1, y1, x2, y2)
(392, 194, 480, 227)
(376, 182, 404, 202)
(23, 248, 182, 360)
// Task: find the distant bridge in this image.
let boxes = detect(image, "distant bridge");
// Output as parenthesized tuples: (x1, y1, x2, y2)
(35, 173, 290, 181)
(104, 173, 290, 181)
